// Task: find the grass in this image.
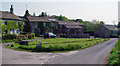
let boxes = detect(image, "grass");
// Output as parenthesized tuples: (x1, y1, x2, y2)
(108, 39, 120, 64)
(2, 37, 43, 43)
(7, 38, 109, 52)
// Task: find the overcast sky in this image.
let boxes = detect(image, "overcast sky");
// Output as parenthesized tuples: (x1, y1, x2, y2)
(1, 0, 119, 25)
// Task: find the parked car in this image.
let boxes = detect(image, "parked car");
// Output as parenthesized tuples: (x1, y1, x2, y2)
(44, 33, 57, 38)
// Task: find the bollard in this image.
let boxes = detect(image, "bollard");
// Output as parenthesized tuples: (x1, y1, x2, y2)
(11, 44, 14, 47)
(36, 41, 42, 48)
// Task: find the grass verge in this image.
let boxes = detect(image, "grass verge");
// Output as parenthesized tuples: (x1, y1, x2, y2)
(108, 39, 120, 64)
(7, 38, 109, 52)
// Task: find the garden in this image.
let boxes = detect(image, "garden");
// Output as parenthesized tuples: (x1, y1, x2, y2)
(2, 33, 42, 43)
(7, 38, 109, 52)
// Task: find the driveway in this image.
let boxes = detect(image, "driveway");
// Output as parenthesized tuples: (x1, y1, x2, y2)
(2, 38, 118, 64)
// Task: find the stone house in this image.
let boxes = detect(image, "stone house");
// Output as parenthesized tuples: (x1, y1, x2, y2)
(0, 5, 23, 35)
(56, 21, 85, 37)
(1, 5, 85, 37)
(20, 10, 58, 36)
(118, 29, 120, 35)
(95, 25, 118, 38)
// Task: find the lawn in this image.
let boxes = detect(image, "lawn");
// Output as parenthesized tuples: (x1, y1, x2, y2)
(7, 38, 109, 52)
(108, 39, 120, 64)
(2, 37, 43, 43)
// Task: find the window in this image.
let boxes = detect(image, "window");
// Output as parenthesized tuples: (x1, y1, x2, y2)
(16, 21, 18, 25)
(48, 19, 56, 21)
(44, 22, 46, 27)
(23, 22, 26, 25)
(35, 22, 37, 28)
(4, 30, 7, 34)
(3, 20, 7, 25)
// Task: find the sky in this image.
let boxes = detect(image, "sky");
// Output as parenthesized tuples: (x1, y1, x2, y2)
(1, 0, 119, 25)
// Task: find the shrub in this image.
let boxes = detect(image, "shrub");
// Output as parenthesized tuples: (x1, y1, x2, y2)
(19, 45, 35, 50)
(28, 33, 35, 39)
(22, 37, 28, 40)
(34, 46, 46, 52)
(67, 44, 75, 50)
(74, 44, 82, 49)
(53, 45, 61, 51)
(110, 34, 119, 38)
(2, 34, 17, 40)
(108, 40, 119, 64)
(31, 33, 35, 37)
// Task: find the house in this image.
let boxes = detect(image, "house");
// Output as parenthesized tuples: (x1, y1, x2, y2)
(56, 21, 85, 38)
(0, 5, 23, 35)
(95, 25, 118, 38)
(1, 5, 85, 37)
(118, 29, 120, 35)
(19, 10, 58, 36)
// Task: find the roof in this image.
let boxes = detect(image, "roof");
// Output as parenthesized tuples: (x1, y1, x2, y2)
(58, 21, 83, 25)
(64, 24, 82, 29)
(104, 25, 118, 30)
(0, 11, 22, 20)
(22, 16, 58, 23)
(58, 21, 83, 29)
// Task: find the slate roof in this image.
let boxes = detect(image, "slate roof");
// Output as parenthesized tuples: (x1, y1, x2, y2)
(58, 21, 83, 29)
(20, 16, 58, 23)
(0, 11, 22, 20)
(58, 21, 83, 25)
(104, 25, 118, 30)
(64, 24, 82, 29)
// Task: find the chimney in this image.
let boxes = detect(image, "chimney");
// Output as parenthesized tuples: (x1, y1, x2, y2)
(24, 10, 29, 17)
(10, 5, 14, 14)
(76, 19, 79, 22)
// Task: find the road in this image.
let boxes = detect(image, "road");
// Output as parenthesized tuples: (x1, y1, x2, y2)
(2, 38, 118, 64)
(44, 38, 118, 64)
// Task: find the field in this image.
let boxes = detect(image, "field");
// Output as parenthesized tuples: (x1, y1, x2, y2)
(7, 38, 109, 52)
(108, 39, 120, 64)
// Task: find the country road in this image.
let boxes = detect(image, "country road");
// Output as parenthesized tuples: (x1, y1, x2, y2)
(2, 38, 118, 64)
(44, 38, 118, 64)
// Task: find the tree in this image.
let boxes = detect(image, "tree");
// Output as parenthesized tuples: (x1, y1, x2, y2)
(76, 19, 83, 23)
(33, 12, 35, 16)
(44, 12, 47, 16)
(91, 20, 99, 24)
(41, 12, 45, 17)
(99, 21, 105, 25)
(118, 22, 120, 28)
(39, 12, 45, 17)
(70, 19, 76, 22)
(51, 15, 69, 21)
(58, 15, 64, 21)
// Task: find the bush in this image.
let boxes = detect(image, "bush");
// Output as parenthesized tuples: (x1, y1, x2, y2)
(84, 30, 95, 36)
(19, 45, 35, 50)
(2, 39, 18, 43)
(22, 37, 28, 40)
(28, 33, 35, 39)
(108, 40, 119, 64)
(110, 34, 119, 38)
(2, 34, 17, 40)
(30, 33, 35, 37)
